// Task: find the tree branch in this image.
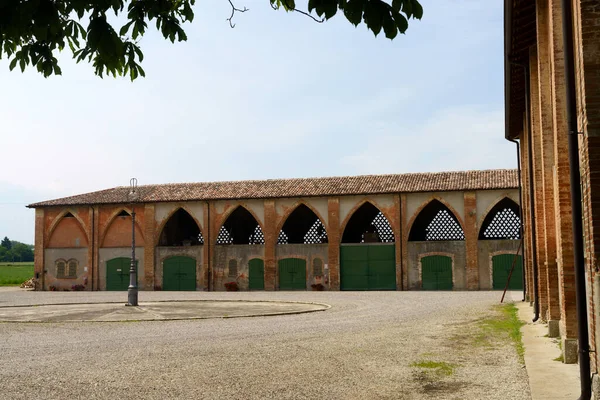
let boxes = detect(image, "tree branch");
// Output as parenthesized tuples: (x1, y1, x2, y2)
(292, 9, 325, 23)
(269, 2, 325, 23)
(227, 0, 248, 28)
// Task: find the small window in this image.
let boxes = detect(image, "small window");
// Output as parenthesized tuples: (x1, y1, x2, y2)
(56, 259, 77, 279)
(67, 259, 78, 278)
(313, 258, 323, 276)
(228, 259, 238, 278)
(56, 260, 66, 278)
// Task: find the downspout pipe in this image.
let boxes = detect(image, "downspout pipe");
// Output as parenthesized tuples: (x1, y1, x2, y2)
(507, 137, 527, 301)
(560, 0, 591, 398)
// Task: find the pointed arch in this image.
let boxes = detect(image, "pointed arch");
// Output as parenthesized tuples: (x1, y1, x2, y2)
(156, 207, 204, 246)
(217, 205, 264, 245)
(47, 209, 90, 248)
(478, 197, 521, 240)
(408, 199, 464, 241)
(277, 203, 328, 244)
(341, 201, 395, 243)
(99, 208, 146, 248)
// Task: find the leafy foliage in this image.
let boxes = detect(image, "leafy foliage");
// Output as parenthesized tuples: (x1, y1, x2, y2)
(1, 0, 422, 80)
(0, 237, 34, 262)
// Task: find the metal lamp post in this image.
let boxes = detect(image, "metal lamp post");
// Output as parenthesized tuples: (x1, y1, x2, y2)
(127, 178, 139, 306)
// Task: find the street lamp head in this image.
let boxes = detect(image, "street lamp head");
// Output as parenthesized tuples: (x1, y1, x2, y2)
(129, 177, 138, 201)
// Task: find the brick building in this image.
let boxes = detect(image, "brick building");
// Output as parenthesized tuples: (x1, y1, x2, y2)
(505, 0, 600, 394)
(28, 169, 520, 295)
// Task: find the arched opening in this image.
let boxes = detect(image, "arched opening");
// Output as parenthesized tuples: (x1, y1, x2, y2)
(342, 202, 395, 243)
(103, 209, 145, 247)
(479, 198, 521, 240)
(158, 208, 203, 246)
(48, 212, 89, 248)
(340, 202, 396, 291)
(217, 206, 264, 245)
(278, 204, 328, 244)
(408, 200, 464, 241)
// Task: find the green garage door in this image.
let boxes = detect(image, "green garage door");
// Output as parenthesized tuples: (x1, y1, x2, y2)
(421, 255, 453, 290)
(249, 258, 265, 290)
(340, 245, 396, 291)
(492, 254, 523, 290)
(278, 258, 306, 290)
(107, 257, 138, 291)
(163, 256, 196, 291)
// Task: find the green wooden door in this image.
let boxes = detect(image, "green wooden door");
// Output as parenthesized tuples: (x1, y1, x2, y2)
(249, 258, 265, 290)
(163, 256, 196, 291)
(340, 245, 396, 291)
(278, 258, 306, 290)
(421, 255, 453, 290)
(492, 254, 523, 290)
(106, 257, 138, 291)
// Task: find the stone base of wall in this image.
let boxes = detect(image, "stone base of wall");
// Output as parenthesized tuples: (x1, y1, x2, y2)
(562, 337, 578, 364)
(548, 320, 560, 338)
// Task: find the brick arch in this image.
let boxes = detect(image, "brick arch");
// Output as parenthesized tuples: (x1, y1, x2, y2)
(406, 197, 465, 238)
(46, 209, 90, 247)
(215, 203, 265, 245)
(339, 198, 396, 240)
(275, 201, 328, 239)
(477, 195, 521, 233)
(154, 205, 204, 246)
(99, 207, 145, 248)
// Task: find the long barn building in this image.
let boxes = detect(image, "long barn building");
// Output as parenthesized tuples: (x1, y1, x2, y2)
(28, 169, 520, 292)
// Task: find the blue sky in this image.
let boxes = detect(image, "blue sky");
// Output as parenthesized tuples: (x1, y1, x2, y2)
(0, 1, 513, 244)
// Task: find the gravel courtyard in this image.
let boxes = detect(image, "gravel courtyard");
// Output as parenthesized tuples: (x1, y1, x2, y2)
(0, 289, 530, 400)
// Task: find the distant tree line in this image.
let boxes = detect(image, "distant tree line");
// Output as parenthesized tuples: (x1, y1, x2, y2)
(0, 236, 34, 262)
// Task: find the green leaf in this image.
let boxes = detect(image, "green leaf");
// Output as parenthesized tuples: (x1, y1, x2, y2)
(120, 21, 133, 36)
(412, 0, 423, 19)
(9, 58, 18, 71)
(382, 14, 397, 39)
(392, 10, 408, 33)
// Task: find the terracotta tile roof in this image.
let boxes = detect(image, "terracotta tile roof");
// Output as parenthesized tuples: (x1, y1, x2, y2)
(28, 169, 518, 208)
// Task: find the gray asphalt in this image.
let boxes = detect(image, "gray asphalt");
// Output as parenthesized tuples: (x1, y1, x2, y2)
(0, 289, 530, 400)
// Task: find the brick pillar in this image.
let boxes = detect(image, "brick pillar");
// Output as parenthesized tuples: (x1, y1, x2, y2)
(263, 200, 277, 291)
(549, 0, 578, 362)
(208, 202, 218, 291)
(536, 0, 561, 333)
(393, 195, 402, 290)
(143, 204, 155, 290)
(400, 194, 409, 290)
(530, 47, 549, 319)
(520, 126, 535, 304)
(34, 208, 45, 291)
(328, 197, 340, 290)
(464, 192, 478, 289)
(202, 202, 210, 291)
(91, 206, 100, 291)
(572, 0, 600, 371)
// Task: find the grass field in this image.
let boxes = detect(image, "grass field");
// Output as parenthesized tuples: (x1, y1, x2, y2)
(0, 262, 34, 286)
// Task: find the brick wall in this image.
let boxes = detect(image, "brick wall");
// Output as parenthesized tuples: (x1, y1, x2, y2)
(536, 0, 561, 322)
(530, 47, 550, 319)
(549, 0, 577, 340)
(464, 192, 479, 289)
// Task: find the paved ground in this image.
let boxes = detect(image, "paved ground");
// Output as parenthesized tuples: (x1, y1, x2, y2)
(517, 302, 579, 400)
(0, 289, 529, 399)
(0, 300, 328, 322)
